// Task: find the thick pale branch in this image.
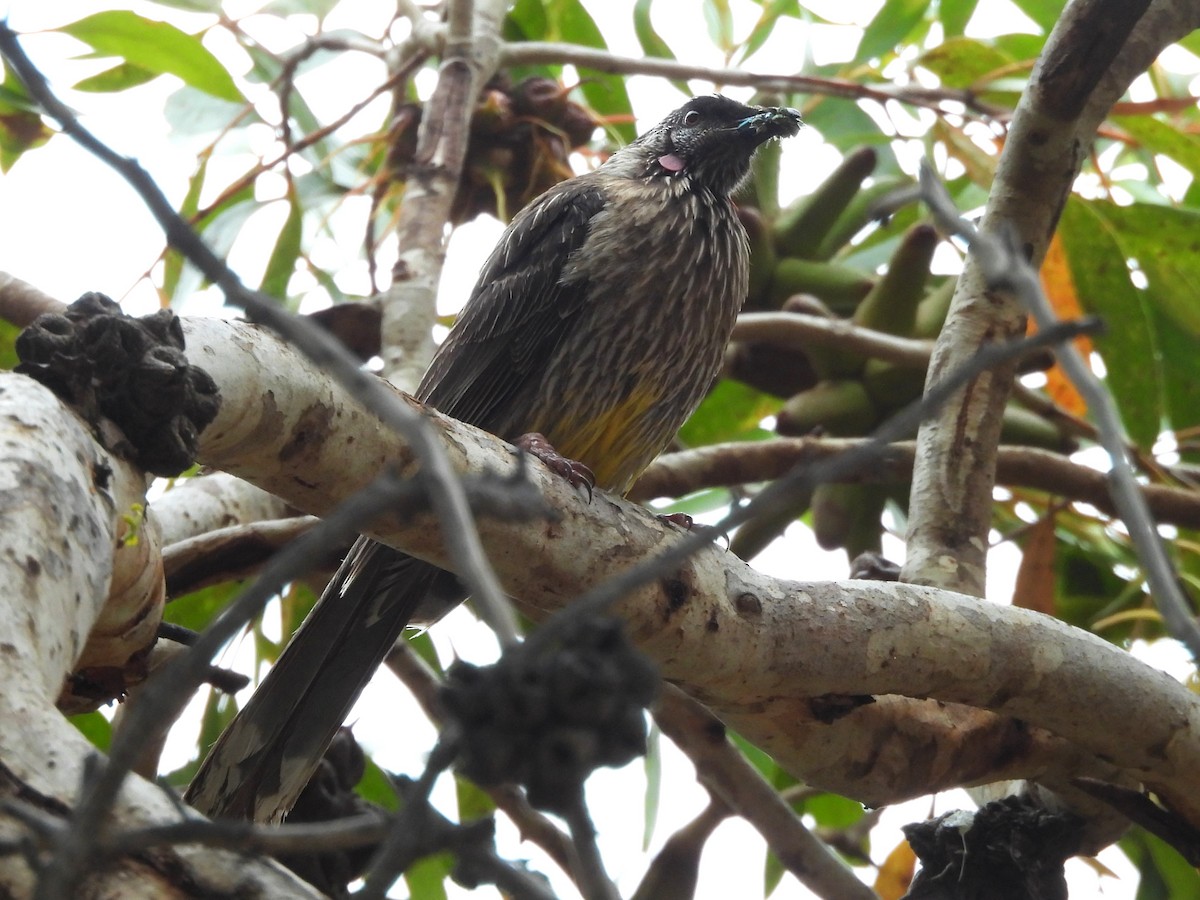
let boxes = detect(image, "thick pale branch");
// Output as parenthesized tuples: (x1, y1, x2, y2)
(153, 471, 292, 547)
(902, 0, 1198, 594)
(0, 376, 318, 898)
(378, 0, 509, 390)
(184, 317, 1200, 827)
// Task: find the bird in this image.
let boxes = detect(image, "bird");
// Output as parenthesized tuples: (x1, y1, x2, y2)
(185, 94, 801, 825)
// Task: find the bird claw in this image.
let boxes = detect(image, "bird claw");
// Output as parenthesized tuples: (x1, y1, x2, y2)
(657, 512, 694, 530)
(515, 432, 595, 501)
(657, 514, 730, 547)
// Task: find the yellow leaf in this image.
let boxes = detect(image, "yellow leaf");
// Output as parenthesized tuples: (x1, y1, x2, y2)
(1035, 232, 1091, 416)
(874, 838, 916, 900)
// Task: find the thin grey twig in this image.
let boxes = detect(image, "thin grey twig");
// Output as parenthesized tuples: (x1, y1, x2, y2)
(500, 42, 1009, 120)
(654, 687, 876, 900)
(917, 162, 1200, 660)
(562, 794, 621, 900)
(356, 737, 459, 900)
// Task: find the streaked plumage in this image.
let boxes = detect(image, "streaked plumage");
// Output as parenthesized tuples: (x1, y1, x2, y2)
(186, 95, 801, 826)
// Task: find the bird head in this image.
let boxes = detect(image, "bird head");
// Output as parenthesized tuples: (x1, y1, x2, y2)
(610, 95, 802, 197)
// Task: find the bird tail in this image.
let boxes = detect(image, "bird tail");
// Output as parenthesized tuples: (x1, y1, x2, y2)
(184, 539, 439, 823)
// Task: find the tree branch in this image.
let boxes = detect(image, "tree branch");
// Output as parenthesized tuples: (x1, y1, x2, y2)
(631, 438, 1200, 531)
(378, 0, 509, 390)
(0, 376, 320, 898)
(901, 0, 1198, 596)
(918, 164, 1200, 657)
(732, 312, 933, 369)
(177, 317, 1200, 830)
(654, 688, 875, 900)
(500, 43, 1007, 119)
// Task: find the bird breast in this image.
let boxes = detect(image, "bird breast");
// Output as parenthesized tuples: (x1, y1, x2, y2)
(537, 179, 750, 494)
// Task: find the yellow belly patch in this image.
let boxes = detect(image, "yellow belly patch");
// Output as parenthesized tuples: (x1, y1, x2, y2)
(540, 387, 664, 495)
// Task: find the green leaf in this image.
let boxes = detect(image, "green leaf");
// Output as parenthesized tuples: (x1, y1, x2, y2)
(406, 631, 442, 672)
(164, 581, 241, 633)
(917, 36, 1015, 89)
(72, 61, 159, 93)
(1178, 30, 1200, 62)
(939, 0, 980, 36)
(702, 0, 735, 54)
(633, 0, 689, 95)
(505, 0, 549, 41)
(729, 731, 796, 789)
(804, 793, 864, 829)
(455, 774, 496, 822)
(739, 0, 801, 64)
(1151, 303, 1200, 454)
(990, 32, 1046, 61)
(69, 711, 113, 751)
(59, 11, 243, 102)
(1091, 202, 1200, 337)
(1058, 198, 1163, 446)
(643, 723, 662, 850)
(1115, 114, 1200, 183)
(1007, 0, 1063, 32)
(633, 0, 676, 59)
(545, 0, 636, 143)
(765, 849, 785, 895)
(404, 852, 453, 899)
(857, 0, 931, 63)
(1120, 826, 1200, 900)
(357, 754, 401, 811)
(0, 318, 20, 371)
(260, 195, 304, 300)
(679, 379, 781, 447)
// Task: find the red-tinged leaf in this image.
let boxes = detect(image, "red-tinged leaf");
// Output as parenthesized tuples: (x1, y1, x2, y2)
(1013, 512, 1058, 615)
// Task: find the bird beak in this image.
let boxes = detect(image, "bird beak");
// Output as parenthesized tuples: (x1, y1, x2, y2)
(737, 107, 803, 141)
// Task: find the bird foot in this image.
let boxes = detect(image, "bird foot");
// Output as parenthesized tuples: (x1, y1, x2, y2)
(515, 432, 595, 500)
(657, 512, 694, 529)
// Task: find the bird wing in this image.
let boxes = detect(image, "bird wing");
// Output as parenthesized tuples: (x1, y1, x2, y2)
(416, 178, 608, 434)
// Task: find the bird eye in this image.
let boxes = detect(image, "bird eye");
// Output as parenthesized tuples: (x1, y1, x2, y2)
(683, 110, 701, 126)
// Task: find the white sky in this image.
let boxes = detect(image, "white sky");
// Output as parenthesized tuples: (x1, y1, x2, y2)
(0, 0, 1180, 897)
